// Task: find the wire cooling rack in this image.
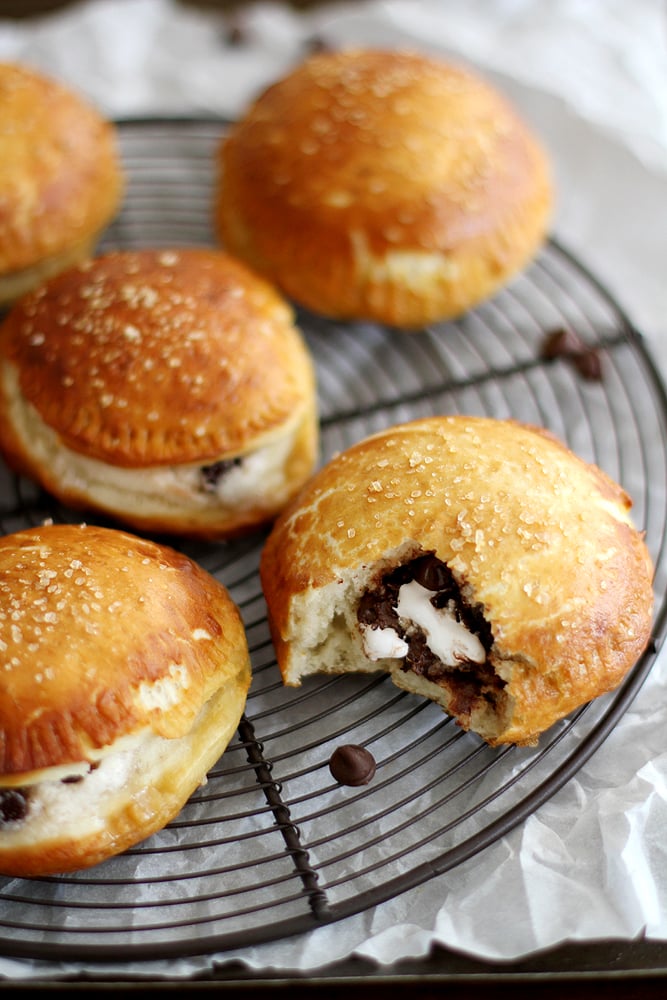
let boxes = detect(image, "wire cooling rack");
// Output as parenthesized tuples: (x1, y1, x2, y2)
(1, 118, 666, 963)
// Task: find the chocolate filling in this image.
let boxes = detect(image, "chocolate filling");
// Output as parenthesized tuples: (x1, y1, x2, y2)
(61, 761, 98, 784)
(0, 764, 99, 829)
(199, 457, 243, 493)
(357, 553, 503, 718)
(0, 788, 29, 826)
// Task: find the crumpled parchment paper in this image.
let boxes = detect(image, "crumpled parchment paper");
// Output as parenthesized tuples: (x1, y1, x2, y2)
(0, 0, 666, 980)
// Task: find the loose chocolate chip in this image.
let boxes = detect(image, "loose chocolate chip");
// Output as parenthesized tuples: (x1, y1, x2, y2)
(329, 745, 376, 786)
(541, 325, 587, 359)
(541, 326, 603, 381)
(0, 788, 29, 825)
(574, 348, 603, 381)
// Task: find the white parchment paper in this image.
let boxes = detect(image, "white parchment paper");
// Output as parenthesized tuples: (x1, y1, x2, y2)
(0, 0, 666, 980)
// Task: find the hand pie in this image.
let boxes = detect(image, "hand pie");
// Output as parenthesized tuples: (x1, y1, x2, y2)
(0, 522, 251, 876)
(260, 416, 654, 746)
(0, 62, 124, 306)
(0, 247, 318, 539)
(216, 47, 553, 328)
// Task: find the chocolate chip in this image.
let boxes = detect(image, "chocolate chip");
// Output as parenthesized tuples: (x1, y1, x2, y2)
(329, 745, 376, 786)
(0, 788, 29, 825)
(541, 326, 603, 381)
(358, 552, 493, 658)
(200, 457, 242, 492)
(412, 553, 454, 591)
(62, 762, 96, 783)
(574, 348, 603, 381)
(541, 325, 587, 359)
(223, 15, 247, 46)
(306, 36, 332, 54)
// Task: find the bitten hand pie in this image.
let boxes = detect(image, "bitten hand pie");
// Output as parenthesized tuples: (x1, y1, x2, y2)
(216, 47, 553, 328)
(0, 522, 252, 877)
(0, 62, 124, 306)
(0, 247, 318, 539)
(260, 416, 654, 746)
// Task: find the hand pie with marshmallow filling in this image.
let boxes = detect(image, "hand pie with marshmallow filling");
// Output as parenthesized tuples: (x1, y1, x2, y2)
(0, 522, 251, 876)
(0, 62, 124, 306)
(260, 415, 654, 746)
(0, 247, 318, 539)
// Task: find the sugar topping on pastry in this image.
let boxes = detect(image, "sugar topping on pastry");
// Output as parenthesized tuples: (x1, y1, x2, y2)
(0, 247, 318, 538)
(0, 521, 252, 876)
(216, 47, 553, 327)
(260, 415, 654, 746)
(0, 61, 124, 305)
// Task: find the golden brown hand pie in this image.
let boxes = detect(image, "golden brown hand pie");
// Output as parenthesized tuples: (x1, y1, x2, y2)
(0, 521, 252, 876)
(0, 62, 124, 306)
(0, 247, 318, 538)
(260, 415, 654, 746)
(216, 47, 553, 328)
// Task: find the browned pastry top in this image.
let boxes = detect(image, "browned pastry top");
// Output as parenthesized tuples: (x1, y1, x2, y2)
(217, 47, 553, 325)
(222, 48, 541, 248)
(0, 247, 315, 466)
(260, 416, 654, 745)
(0, 62, 124, 272)
(0, 522, 251, 777)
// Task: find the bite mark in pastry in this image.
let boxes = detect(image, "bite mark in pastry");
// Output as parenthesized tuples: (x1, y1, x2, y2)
(260, 416, 654, 746)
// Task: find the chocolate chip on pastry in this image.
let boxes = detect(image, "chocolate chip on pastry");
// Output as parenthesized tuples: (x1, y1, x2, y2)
(215, 47, 553, 328)
(0, 247, 318, 539)
(260, 415, 654, 747)
(0, 62, 124, 307)
(0, 521, 252, 876)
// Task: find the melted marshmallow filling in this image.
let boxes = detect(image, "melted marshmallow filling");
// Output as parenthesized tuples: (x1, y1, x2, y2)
(357, 553, 503, 717)
(0, 728, 173, 843)
(2, 364, 297, 513)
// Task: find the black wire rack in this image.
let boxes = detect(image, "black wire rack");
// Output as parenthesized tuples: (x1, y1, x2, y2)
(0, 118, 666, 963)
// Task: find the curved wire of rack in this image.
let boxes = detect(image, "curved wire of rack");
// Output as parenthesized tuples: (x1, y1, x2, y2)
(0, 118, 665, 962)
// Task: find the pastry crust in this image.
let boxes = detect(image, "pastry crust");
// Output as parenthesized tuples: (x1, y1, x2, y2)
(260, 416, 654, 746)
(0, 522, 252, 876)
(216, 47, 553, 328)
(0, 247, 318, 538)
(0, 62, 124, 305)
